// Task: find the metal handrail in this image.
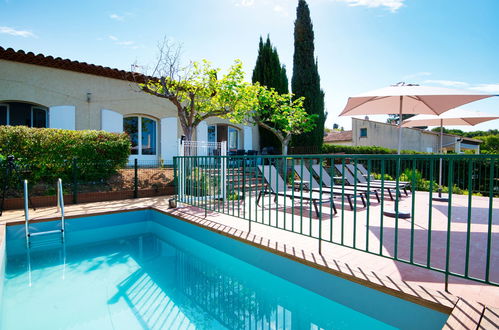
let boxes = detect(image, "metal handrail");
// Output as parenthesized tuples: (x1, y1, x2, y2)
(57, 178, 65, 239)
(23, 179, 29, 242)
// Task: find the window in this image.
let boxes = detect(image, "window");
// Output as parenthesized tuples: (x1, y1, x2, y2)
(208, 125, 216, 143)
(360, 128, 367, 138)
(0, 104, 7, 126)
(228, 127, 239, 149)
(32, 107, 47, 128)
(0, 102, 47, 127)
(123, 116, 157, 156)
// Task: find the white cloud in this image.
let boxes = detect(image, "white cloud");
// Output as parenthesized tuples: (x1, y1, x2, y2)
(273, 4, 289, 16)
(403, 71, 431, 80)
(0, 26, 36, 38)
(109, 13, 125, 21)
(469, 84, 499, 94)
(424, 79, 469, 88)
(334, 0, 405, 12)
(106, 35, 137, 48)
(116, 40, 134, 46)
(234, 0, 255, 7)
(423, 80, 499, 94)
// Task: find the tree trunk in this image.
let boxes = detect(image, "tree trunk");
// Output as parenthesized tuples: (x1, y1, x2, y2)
(281, 135, 292, 156)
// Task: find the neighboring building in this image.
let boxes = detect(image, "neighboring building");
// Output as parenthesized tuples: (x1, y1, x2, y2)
(0, 47, 258, 163)
(324, 130, 352, 146)
(324, 118, 481, 153)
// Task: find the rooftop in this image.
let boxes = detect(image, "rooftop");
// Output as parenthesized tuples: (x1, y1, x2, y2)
(0, 46, 147, 83)
(324, 130, 352, 142)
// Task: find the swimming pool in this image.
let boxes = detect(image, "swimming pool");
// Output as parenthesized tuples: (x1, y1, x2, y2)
(0, 210, 448, 329)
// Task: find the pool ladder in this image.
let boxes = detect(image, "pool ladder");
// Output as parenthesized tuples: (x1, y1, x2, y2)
(24, 178, 66, 247)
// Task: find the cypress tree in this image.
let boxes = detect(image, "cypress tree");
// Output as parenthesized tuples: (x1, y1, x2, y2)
(252, 35, 289, 153)
(291, 0, 325, 150)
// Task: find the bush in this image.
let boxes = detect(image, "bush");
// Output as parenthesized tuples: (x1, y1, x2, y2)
(0, 126, 131, 183)
(185, 168, 219, 197)
(321, 144, 424, 155)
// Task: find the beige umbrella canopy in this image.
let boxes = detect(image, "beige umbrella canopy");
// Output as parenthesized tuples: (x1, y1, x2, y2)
(339, 83, 497, 153)
(401, 109, 499, 127)
(402, 108, 499, 201)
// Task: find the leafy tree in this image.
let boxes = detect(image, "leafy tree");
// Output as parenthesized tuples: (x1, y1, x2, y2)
(475, 135, 499, 154)
(228, 85, 317, 155)
(136, 41, 252, 141)
(252, 36, 289, 152)
(291, 0, 325, 149)
(387, 114, 416, 125)
(430, 127, 466, 136)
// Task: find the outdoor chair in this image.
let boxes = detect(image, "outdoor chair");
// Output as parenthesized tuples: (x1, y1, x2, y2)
(310, 164, 381, 205)
(334, 164, 397, 201)
(294, 165, 371, 210)
(345, 164, 410, 196)
(245, 150, 258, 167)
(257, 165, 336, 217)
(356, 163, 410, 185)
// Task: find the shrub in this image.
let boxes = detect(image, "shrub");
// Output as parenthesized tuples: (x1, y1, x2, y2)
(372, 173, 394, 181)
(321, 144, 424, 155)
(185, 168, 219, 197)
(0, 126, 131, 183)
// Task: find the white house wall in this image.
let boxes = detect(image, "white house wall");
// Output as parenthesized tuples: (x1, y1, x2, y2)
(352, 118, 439, 152)
(0, 59, 255, 158)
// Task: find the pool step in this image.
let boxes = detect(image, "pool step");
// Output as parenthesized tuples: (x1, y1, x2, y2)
(29, 229, 64, 237)
(28, 231, 64, 248)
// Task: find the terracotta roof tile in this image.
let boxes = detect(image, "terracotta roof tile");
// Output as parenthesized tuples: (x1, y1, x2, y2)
(0, 46, 148, 83)
(324, 130, 352, 142)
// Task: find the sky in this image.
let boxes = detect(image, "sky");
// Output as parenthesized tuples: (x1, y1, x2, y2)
(1, 0, 499, 131)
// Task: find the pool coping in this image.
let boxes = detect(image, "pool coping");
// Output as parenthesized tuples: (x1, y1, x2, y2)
(0, 199, 494, 328)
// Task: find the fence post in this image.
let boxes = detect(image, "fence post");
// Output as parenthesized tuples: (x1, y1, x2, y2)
(72, 158, 78, 204)
(133, 159, 138, 199)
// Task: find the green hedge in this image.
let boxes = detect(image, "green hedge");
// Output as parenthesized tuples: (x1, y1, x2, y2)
(0, 126, 131, 183)
(321, 144, 424, 155)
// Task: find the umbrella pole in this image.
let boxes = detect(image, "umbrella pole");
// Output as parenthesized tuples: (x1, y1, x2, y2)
(433, 119, 449, 202)
(438, 120, 443, 197)
(397, 96, 403, 154)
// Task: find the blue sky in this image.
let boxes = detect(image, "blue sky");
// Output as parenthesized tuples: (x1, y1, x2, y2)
(1, 0, 498, 131)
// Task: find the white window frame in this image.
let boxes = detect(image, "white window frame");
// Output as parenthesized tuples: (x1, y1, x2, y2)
(124, 115, 159, 161)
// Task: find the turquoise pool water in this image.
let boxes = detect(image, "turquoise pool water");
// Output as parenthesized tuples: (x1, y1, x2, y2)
(1, 210, 448, 329)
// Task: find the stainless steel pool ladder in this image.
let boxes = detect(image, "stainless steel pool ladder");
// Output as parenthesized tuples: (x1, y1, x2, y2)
(24, 179, 66, 246)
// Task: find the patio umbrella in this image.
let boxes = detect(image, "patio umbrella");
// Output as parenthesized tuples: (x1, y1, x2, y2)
(402, 109, 499, 200)
(339, 83, 497, 153)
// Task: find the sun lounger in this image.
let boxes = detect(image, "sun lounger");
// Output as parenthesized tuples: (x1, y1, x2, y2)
(310, 164, 380, 205)
(357, 163, 411, 185)
(257, 165, 336, 216)
(334, 164, 397, 201)
(295, 165, 371, 210)
(345, 164, 409, 196)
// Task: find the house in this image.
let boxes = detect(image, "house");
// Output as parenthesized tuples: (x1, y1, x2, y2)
(324, 130, 352, 146)
(325, 118, 481, 153)
(0, 47, 258, 163)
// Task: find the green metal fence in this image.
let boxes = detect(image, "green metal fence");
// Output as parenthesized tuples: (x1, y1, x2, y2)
(0, 159, 174, 213)
(174, 154, 499, 289)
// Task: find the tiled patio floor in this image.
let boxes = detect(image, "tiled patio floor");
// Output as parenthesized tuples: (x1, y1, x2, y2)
(1, 192, 498, 312)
